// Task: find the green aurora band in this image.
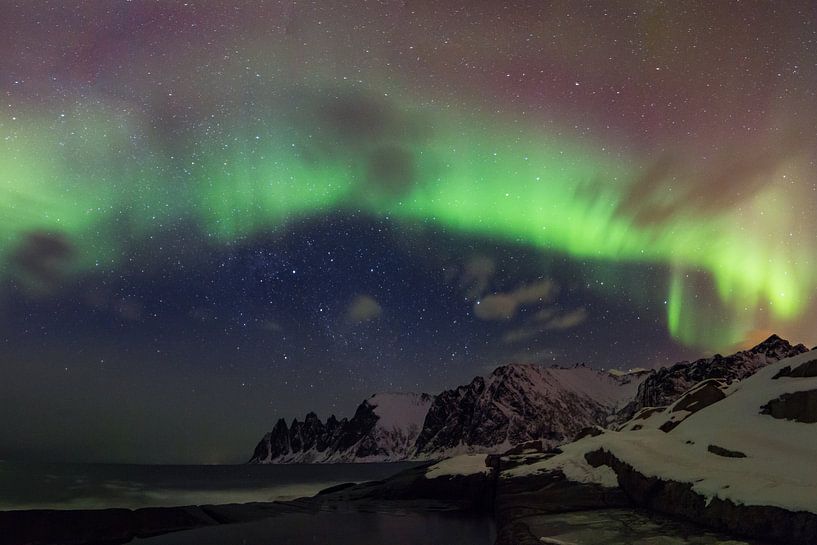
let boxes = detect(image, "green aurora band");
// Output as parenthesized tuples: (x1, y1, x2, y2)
(1, 96, 811, 348)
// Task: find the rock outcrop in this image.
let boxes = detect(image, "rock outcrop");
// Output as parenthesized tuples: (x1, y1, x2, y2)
(585, 448, 817, 544)
(617, 334, 808, 421)
(414, 364, 638, 457)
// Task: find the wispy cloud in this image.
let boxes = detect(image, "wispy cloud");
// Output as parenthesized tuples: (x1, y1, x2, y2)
(345, 294, 383, 324)
(473, 279, 556, 321)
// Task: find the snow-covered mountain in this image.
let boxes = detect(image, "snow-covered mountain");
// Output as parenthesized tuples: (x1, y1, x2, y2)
(249, 392, 432, 463)
(249, 335, 806, 464)
(414, 364, 642, 457)
(616, 334, 808, 421)
(249, 364, 644, 463)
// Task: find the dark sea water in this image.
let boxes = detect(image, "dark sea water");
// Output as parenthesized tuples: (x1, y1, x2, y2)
(0, 460, 496, 544)
(132, 511, 495, 545)
(0, 460, 423, 510)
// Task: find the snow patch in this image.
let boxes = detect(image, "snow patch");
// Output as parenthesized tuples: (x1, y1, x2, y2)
(369, 392, 431, 431)
(425, 454, 490, 479)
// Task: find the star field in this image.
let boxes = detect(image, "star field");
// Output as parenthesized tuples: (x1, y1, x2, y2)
(1, 1, 816, 463)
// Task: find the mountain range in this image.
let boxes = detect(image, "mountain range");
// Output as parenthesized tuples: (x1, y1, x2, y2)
(249, 334, 807, 463)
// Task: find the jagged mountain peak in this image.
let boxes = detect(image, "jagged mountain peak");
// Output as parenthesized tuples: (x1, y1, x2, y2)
(748, 333, 805, 355)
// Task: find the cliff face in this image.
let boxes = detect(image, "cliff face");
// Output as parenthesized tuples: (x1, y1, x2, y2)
(414, 364, 638, 457)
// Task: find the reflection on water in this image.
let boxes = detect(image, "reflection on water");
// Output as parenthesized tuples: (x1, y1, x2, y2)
(0, 461, 422, 510)
(530, 509, 765, 545)
(132, 510, 496, 545)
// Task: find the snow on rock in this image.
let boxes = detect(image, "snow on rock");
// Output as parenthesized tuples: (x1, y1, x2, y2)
(250, 362, 648, 464)
(424, 454, 490, 479)
(414, 363, 646, 458)
(250, 335, 799, 465)
(359, 392, 433, 461)
(539, 538, 578, 545)
(506, 349, 817, 515)
(369, 392, 432, 431)
(248, 393, 433, 463)
(616, 334, 808, 422)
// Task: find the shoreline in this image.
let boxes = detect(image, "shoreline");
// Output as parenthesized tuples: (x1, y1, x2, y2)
(4, 454, 817, 545)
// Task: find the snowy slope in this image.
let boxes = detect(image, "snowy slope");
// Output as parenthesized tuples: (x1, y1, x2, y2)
(616, 334, 807, 421)
(505, 349, 817, 514)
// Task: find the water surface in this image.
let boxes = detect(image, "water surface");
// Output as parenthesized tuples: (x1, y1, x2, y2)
(132, 510, 495, 545)
(529, 509, 766, 545)
(0, 460, 421, 510)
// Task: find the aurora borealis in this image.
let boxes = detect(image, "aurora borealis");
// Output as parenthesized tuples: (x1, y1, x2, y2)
(2, 1, 816, 463)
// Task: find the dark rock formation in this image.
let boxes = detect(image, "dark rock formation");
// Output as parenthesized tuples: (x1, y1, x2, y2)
(493, 455, 631, 545)
(249, 393, 431, 463)
(572, 426, 605, 441)
(618, 334, 807, 421)
(502, 440, 547, 455)
(655, 379, 728, 433)
(671, 379, 727, 413)
(773, 358, 817, 379)
(250, 414, 348, 463)
(414, 364, 620, 456)
(707, 444, 747, 458)
(761, 389, 817, 423)
(585, 448, 817, 544)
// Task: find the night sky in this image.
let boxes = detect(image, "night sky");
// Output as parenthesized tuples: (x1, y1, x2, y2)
(2, 1, 816, 464)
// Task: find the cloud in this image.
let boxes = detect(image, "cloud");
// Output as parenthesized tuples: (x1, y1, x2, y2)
(366, 145, 417, 196)
(616, 127, 807, 227)
(259, 319, 284, 333)
(473, 279, 556, 320)
(11, 231, 74, 290)
(345, 294, 382, 324)
(459, 255, 496, 300)
(501, 325, 542, 344)
(543, 307, 588, 330)
(294, 89, 433, 201)
(501, 307, 589, 344)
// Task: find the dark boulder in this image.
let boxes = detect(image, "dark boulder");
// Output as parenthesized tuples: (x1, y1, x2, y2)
(671, 379, 726, 414)
(707, 444, 747, 458)
(760, 389, 817, 423)
(772, 359, 817, 379)
(572, 426, 604, 441)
